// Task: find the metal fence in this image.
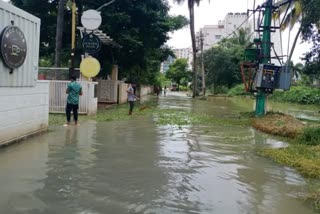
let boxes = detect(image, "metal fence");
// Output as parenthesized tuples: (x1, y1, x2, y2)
(49, 81, 89, 114)
(39, 67, 81, 80)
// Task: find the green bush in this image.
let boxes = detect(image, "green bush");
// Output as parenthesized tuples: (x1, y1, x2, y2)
(212, 85, 229, 95)
(179, 85, 188, 91)
(271, 86, 320, 105)
(299, 127, 320, 145)
(227, 84, 250, 96)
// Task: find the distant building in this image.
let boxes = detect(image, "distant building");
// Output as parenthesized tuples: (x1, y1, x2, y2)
(173, 48, 190, 59)
(173, 48, 192, 68)
(199, 12, 251, 50)
(160, 55, 175, 73)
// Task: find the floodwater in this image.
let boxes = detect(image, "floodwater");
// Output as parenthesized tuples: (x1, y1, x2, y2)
(0, 92, 319, 214)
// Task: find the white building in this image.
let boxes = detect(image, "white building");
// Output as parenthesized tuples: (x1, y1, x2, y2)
(173, 48, 190, 60)
(199, 12, 251, 50)
(173, 48, 192, 68)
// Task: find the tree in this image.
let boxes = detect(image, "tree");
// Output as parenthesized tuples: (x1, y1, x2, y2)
(174, 0, 209, 98)
(11, 0, 188, 84)
(54, 0, 66, 67)
(299, 0, 320, 75)
(165, 59, 191, 90)
(11, 0, 58, 57)
(204, 28, 251, 92)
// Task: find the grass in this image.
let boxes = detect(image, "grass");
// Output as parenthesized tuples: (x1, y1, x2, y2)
(252, 112, 305, 138)
(49, 101, 157, 126)
(260, 145, 320, 178)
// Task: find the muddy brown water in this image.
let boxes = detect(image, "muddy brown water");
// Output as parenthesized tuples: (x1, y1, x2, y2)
(0, 92, 319, 214)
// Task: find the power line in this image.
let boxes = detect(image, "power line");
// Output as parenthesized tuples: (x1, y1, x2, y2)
(224, 11, 254, 40)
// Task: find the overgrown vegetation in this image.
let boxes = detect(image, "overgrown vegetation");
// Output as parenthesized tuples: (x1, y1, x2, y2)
(299, 127, 320, 146)
(252, 113, 305, 138)
(246, 112, 320, 179)
(260, 145, 320, 178)
(271, 86, 320, 105)
(227, 84, 251, 96)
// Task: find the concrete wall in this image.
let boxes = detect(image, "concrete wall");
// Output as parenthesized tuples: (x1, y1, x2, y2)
(0, 81, 49, 146)
(119, 82, 128, 104)
(97, 80, 118, 103)
(139, 85, 153, 96)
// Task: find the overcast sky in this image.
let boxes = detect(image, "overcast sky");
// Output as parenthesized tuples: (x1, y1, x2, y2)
(168, 0, 310, 63)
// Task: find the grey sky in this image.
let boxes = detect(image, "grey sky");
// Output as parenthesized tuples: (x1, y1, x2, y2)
(168, 0, 310, 63)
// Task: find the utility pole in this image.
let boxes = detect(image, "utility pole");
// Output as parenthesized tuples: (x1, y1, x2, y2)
(70, 0, 76, 78)
(255, 0, 272, 116)
(199, 31, 205, 96)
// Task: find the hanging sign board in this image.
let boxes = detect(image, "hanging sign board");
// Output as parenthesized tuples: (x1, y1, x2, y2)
(80, 56, 101, 78)
(81, 10, 102, 30)
(0, 25, 27, 69)
(82, 33, 101, 55)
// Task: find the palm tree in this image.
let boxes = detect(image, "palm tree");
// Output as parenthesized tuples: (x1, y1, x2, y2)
(289, 61, 303, 80)
(274, 0, 302, 64)
(54, 0, 66, 67)
(174, 0, 208, 98)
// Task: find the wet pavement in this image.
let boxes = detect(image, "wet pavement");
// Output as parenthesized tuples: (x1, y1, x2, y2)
(0, 92, 319, 214)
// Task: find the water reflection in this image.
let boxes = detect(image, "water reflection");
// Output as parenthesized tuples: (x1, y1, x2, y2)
(209, 96, 320, 121)
(0, 93, 318, 213)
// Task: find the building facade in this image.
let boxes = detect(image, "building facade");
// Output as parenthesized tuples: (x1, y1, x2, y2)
(199, 12, 251, 50)
(160, 55, 175, 73)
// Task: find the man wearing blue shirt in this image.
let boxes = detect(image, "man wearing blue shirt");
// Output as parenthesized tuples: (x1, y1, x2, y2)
(65, 76, 83, 125)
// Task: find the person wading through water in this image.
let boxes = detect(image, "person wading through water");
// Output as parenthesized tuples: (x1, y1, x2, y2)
(127, 83, 137, 115)
(65, 76, 83, 125)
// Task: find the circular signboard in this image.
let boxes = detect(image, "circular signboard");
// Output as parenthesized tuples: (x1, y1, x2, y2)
(0, 26, 27, 69)
(81, 10, 102, 30)
(82, 33, 101, 55)
(80, 57, 101, 78)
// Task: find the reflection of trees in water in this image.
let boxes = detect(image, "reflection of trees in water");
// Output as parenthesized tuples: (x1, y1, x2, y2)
(81, 119, 169, 213)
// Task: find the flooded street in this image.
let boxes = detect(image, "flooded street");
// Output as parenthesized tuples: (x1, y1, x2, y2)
(0, 93, 319, 214)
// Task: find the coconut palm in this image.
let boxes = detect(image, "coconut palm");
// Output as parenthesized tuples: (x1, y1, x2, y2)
(174, 0, 209, 98)
(274, 0, 302, 64)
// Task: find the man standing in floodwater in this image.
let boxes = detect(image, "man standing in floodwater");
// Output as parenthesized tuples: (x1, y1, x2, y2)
(127, 83, 136, 115)
(65, 76, 83, 125)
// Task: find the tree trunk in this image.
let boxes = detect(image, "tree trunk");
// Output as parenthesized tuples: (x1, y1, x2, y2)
(287, 27, 302, 64)
(188, 1, 197, 98)
(54, 0, 66, 67)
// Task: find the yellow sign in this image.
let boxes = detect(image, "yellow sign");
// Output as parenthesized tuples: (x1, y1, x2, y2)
(80, 57, 101, 78)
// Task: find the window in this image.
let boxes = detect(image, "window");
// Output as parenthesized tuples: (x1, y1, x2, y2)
(215, 35, 222, 39)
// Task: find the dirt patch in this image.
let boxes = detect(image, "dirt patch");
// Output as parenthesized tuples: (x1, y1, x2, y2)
(252, 113, 305, 138)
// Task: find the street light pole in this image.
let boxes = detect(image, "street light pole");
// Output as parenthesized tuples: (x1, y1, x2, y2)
(200, 31, 205, 96)
(70, 0, 76, 78)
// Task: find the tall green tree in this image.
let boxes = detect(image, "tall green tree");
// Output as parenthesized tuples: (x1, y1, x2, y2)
(11, 0, 188, 84)
(166, 59, 191, 90)
(174, 0, 209, 97)
(11, 0, 58, 57)
(204, 28, 251, 92)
